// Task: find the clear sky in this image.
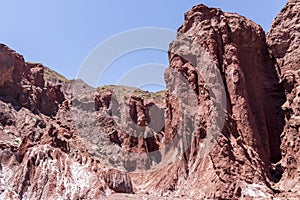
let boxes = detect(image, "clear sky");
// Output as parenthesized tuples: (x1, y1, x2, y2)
(0, 0, 287, 91)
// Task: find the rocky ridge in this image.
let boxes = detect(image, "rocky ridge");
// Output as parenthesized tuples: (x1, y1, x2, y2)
(0, 1, 300, 199)
(0, 44, 134, 199)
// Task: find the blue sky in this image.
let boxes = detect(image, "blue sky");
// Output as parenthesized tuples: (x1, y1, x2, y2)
(0, 0, 287, 91)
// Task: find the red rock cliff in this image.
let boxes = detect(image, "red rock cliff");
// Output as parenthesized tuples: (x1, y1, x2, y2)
(1, 1, 300, 199)
(131, 4, 286, 199)
(267, 0, 300, 198)
(0, 44, 133, 199)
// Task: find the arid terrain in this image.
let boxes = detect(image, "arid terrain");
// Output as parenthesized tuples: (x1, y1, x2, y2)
(1, 0, 300, 199)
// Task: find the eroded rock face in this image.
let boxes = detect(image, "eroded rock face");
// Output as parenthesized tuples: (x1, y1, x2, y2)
(1, 1, 300, 199)
(0, 45, 133, 199)
(267, 0, 300, 198)
(0, 44, 64, 116)
(72, 83, 164, 172)
(0, 100, 134, 199)
(131, 4, 286, 199)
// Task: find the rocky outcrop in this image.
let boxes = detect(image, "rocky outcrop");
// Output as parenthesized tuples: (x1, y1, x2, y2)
(0, 44, 64, 116)
(267, 0, 300, 198)
(1, 1, 300, 199)
(0, 45, 133, 199)
(131, 4, 286, 199)
(71, 82, 164, 172)
(0, 97, 133, 199)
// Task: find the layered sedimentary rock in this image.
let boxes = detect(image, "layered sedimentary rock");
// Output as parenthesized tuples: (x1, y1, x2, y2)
(0, 44, 65, 116)
(69, 82, 165, 172)
(0, 44, 133, 199)
(131, 4, 286, 199)
(267, 0, 300, 198)
(1, 1, 300, 199)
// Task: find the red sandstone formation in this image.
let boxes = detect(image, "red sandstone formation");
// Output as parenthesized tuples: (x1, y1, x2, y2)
(0, 44, 65, 116)
(0, 44, 133, 199)
(267, 0, 300, 198)
(131, 4, 286, 199)
(0, 1, 300, 199)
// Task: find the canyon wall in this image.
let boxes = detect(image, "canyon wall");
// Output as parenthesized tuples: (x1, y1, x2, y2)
(267, 0, 300, 198)
(131, 4, 286, 199)
(1, 1, 300, 199)
(0, 44, 133, 199)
